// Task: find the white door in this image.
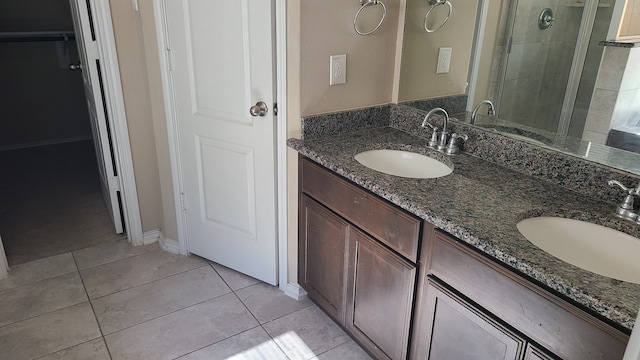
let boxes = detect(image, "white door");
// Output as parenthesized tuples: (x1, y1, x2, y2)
(164, 0, 278, 285)
(69, 0, 123, 233)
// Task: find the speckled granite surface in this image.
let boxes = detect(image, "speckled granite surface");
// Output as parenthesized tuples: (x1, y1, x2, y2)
(390, 105, 640, 204)
(399, 94, 468, 115)
(290, 119, 640, 332)
(301, 105, 390, 140)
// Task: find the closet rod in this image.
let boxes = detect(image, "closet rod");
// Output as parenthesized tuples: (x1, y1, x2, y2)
(0, 31, 75, 43)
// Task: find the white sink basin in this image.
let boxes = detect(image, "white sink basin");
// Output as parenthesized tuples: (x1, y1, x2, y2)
(354, 149, 453, 179)
(517, 217, 640, 284)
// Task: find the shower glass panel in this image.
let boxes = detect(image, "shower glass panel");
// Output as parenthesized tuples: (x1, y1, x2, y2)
(498, 0, 585, 132)
(567, 0, 615, 138)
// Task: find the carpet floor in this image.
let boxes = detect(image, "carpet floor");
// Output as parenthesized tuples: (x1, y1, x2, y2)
(0, 140, 123, 266)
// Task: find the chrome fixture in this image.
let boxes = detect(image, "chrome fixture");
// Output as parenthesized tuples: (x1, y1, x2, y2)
(249, 101, 268, 117)
(421, 107, 466, 154)
(471, 100, 495, 125)
(424, 0, 452, 33)
(445, 133, 468, 155)
(354, 0, 387, 36)
(608, 180, 640, 222)
(538, 8, 555, 30)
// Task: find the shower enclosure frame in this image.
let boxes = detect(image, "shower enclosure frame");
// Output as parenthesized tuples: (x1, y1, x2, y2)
(491, 0, 615, 136)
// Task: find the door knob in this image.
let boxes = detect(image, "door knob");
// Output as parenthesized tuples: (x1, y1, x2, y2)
(250, 101, 268, 117)
(69, 63, 82, 71)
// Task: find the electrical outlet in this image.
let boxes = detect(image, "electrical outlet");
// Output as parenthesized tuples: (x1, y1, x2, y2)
(330, 54, 347, 85)
(436, 47, 452, 74)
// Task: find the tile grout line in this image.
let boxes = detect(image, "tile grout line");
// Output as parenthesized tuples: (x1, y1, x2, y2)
(0, 268, 79, 295)
(74, 243, 163, 271)
(227, 284, 295, 360)
(96, 290, 235, 336)
(85, 261, 211, 301)
(0, 254, 78, 293)
(0, 255, 87, 331)
(72, 251, 114, 360)
(168, 324, 269, 360)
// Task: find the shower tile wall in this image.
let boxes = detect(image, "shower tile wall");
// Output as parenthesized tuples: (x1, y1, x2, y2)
(500, 0, 583, 132)
(568, 0, 615, 138)
(584, 45, 640, 144)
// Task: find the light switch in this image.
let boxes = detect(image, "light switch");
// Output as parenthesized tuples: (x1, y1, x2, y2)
(330, 54, 347, 85)
(436, 47, 452, 74)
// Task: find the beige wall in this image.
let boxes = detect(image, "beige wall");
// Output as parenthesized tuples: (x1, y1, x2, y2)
(137, 0, 179, 241)
(287, 1, 302, 284)
(109, 0, 169, 236)
(398, 0, 478, 101)
(299, 0, 401, 116)
(620, 0, 640, 36)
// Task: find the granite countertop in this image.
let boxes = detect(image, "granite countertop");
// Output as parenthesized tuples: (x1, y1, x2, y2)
(288, 126, 640, 332)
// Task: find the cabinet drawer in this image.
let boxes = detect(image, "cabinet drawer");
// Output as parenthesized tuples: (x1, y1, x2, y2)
(427, 230, 628, 360)
(300, 157, 420, 262)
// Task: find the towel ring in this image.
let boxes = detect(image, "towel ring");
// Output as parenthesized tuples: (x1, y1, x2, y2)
(424, 0, 452, 33)
(354, 0, 387, 36)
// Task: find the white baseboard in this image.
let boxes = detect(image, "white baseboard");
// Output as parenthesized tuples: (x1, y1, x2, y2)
(142, 229, 161, 245)
(159, 237, 180, 254)
(282, 282, 308, 301)
(142, 229, 179, 254)
(0, 136, 93, 152)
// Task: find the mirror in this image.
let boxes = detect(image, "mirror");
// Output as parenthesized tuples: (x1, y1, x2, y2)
(398, 0, 640, 175)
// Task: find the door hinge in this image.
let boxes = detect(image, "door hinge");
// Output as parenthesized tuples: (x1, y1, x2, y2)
(273, 102, 278, 116)
(108, 176, 121, 192)
(166, 48, 173, 71)
(180, 192, 187, 211)
(507, 37, 513, 54)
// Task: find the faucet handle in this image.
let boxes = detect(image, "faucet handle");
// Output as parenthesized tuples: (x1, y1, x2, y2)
(445, 133, 468, 155)
(608, 180, 640, 195)
(428, 130, 439, 148)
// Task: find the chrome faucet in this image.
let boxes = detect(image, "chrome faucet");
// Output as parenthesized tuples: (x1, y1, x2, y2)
(608, 180, 640, 222)
(471, 100, 495, 125)
(422, 107, 450, 151)
(421, 107, 467, 154)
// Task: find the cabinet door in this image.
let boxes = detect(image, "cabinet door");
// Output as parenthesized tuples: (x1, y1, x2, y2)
(523, 344, 558, 360)
(298, 195, 349, 324)
(346, 228, 416, 360)
(414, 278, 525, 360)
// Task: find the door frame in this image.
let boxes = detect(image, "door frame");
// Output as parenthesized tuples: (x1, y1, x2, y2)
(74, 0, 144, 245)
(153, 0, 292, 293)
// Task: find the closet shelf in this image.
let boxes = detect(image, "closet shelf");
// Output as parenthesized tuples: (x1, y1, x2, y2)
(0, 31, 75, 43)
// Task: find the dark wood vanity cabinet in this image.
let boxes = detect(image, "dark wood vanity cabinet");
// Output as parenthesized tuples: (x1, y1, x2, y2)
(412, 230, 629, 360)
(418, 278, 526, 360)
(298, 195, 349, 323)
(345, 227, 416, 359)
(299, 157, 420, 359)
(298, 155, 629, 360)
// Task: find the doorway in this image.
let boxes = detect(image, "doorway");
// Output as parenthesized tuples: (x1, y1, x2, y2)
(0, 1, 128, 266)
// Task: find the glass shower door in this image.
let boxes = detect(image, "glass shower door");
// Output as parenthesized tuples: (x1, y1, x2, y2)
(497, 0, 585, 132)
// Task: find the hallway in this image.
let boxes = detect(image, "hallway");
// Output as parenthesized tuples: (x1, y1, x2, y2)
(0, 239, 371, 359)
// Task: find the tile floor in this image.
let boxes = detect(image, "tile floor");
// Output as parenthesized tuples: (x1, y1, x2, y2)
(0, 239, 372, 360)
